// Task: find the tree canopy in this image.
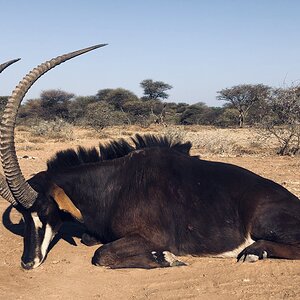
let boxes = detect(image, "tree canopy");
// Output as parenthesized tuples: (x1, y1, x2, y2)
(40, 89, 75, 120)
(97, 88, 139, 110)
(10, 79, 300, 155)
(217, 84, 270, 127)
(140, 79, 172, 101)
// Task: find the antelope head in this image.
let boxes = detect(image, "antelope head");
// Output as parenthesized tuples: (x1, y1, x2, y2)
(0, 44, 106, 269)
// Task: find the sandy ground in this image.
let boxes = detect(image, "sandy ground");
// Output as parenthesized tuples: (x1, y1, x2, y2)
(0, 127, 300, 300)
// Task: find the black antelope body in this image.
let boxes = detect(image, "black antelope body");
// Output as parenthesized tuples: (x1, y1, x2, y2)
(1, 46, 300, 270)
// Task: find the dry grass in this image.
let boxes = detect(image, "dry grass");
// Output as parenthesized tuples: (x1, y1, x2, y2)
(14, 124, 290, 157)
(162, 125, 270, 157)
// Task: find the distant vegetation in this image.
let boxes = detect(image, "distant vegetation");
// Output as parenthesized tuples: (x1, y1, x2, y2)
(1, 79, 299, 155)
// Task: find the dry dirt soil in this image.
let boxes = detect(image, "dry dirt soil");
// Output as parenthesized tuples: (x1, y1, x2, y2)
(0, 126, 300, 300)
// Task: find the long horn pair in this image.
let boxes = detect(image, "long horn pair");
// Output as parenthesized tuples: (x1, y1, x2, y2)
(0, 59, 21, 206)
(0, 44, 107, 208)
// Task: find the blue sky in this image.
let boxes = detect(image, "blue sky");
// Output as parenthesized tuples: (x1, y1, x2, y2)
(1, 0, 300, 106)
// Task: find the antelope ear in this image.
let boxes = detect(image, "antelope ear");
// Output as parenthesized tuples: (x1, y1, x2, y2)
(50, 184, 83, 223)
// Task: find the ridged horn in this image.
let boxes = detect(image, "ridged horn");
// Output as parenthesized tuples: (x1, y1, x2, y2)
(0, 58, 21, 73)
(0, 44, 107, 208)
(0, 175, 17, 205)
(0, 59, 20, 205)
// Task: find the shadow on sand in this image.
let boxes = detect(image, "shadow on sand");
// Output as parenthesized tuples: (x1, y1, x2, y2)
(2, 204, 87, 252)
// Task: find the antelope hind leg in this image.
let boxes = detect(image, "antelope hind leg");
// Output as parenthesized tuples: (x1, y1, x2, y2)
(237, 240, 300, 262)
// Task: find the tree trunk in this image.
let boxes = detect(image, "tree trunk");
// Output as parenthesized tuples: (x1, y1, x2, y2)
(238, 112, 244, 128)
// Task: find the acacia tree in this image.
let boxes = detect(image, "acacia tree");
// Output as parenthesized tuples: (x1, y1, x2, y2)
(97, 88, 139, 110)
(140, 79, 172, 101)
(261, 86, 300, 155)
(217, 84, 270, 127)
(40, 89, 75, 120)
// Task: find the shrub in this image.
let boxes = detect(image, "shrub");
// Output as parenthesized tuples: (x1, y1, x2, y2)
(30, 119, 74, 141)
(83, 102, 129, 130)
(259, 86, 300, 155)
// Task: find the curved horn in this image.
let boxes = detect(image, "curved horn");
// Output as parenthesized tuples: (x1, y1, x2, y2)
(0, 59, 21, 206)
(0, 175, 17, 205)
(0, 44, 107, 208)
(0, 58, 21, 74)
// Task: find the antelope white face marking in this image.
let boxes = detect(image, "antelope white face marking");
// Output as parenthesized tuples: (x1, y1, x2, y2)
(30, 212, 55, 269)
(215, 235, 255, 258)
(41, 224, 54, 258)
(31, 212, 43, 229)
(33, 257, 40, 268)
(31, 224, 55, 269)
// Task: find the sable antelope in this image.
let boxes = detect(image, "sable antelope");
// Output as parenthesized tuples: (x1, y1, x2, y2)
(1, 45, 300, 270)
